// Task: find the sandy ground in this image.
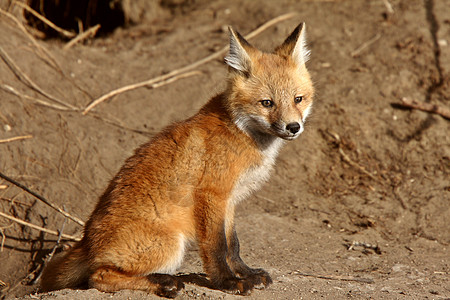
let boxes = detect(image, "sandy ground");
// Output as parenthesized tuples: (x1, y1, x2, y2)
(0, 0, 449, 299)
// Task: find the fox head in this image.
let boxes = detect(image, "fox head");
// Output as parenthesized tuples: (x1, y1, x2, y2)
(224, 23, 314, 142)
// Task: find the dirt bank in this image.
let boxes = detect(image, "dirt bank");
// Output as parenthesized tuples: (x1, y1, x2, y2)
(0, 0, 449, 299)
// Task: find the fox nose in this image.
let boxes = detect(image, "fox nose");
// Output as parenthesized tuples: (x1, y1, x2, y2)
(286, 122, 301, 134)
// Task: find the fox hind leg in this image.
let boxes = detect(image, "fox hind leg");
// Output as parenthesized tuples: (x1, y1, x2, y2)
(89, 228, 188, 297)
(89, 266, 184, 298)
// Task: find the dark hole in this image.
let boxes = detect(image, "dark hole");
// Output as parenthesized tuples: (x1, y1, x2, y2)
(25, 0, 126, 37)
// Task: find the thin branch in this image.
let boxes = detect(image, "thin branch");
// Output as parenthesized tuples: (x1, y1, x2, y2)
(0, 46, 76, 110)
(326, 130, 381, 182)
(244, 12, 298, 40)
(0, 8, 62, 72)
(0, 211, 81, 241)
(256, 195, 275, 204)
(88, 112, 157, 136)
(1, 197, 34, 207)
(13, 1, 76, 38)
(0, 83, 76, 111)
(0, 171, 85, 226)
(82, 70, 201, 114)
(351, 33, 381, 57)
(150, 70, 203, 88)
(30, 219, 67, 284)
(382, 0, 394, 14)
(0, 230, 4, 251)
(0, 8, 93, 99)
(293, 271, 374, 284)
(0, 135, 32, 144)
(82, 12, 298, 115)
(338, 148, 379, 182)
(54, 219, 66, 249)
(397, 97, 450, 119)
(64, 24, 101, 50)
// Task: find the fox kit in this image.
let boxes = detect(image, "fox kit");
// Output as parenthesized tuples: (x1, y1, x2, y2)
(40, 23, 314, 298)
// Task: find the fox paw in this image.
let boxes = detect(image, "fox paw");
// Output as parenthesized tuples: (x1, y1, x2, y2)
(214, 276, 266, 295)
(244, 268, 272, 288)
(151, 274, 184, 298)
(155, 285, 181, 299)
(220, 277, 252, 295)
(233, 267, 272, 288)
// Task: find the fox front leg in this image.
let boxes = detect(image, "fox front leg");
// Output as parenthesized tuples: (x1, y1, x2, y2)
(195, 193, 259, 295)
(226, 226, 273, 288)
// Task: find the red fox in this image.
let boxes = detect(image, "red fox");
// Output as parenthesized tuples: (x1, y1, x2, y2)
(40, 23, 314, 298)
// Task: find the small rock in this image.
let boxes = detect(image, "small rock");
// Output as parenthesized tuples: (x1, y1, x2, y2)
(438, 39, 447, 47)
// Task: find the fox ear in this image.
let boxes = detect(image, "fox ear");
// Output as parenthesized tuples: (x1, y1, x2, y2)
(224, 27, 253, 74)
(276, 22, 310, 65)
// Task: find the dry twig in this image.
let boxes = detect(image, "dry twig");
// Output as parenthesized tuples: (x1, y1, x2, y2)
(0, 171, 85, 226)
(0, 224, 14, 252)
(83, 70, 202, 114)
(293, 271, 374, 284)
(30, 219, 67, 284)
(13, 1, 76, 38)
(0, 8, 61, 72)
(64, 24, 101, 50)
(0, 9, 92, 99)
(0, 46, 76, 110)
(0, 83, 76, 111)
(0, 8, 92, 99)
(397, 97, 450, 119)
(0, 229, 4, 252)
(382, 0, 394, 14)
(338, 148, 379, 182)
(1, 197, 33, 207)
(326, 130, 380, 182)
(393, 186, 407, 209)
(0, 211, 81, 241)
(151, 70, 203, 88)
(256, 195, 275, 204)
(351, 33, 381, 57)
(0, 225, 13, 252)
(0, 135, 32, 144)
(82, 12, 298, 114)
(88, 112, 156, 136)
(49, 219, 66, 256)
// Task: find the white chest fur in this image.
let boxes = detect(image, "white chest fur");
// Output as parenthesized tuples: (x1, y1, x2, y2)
(230, 138, 284, 205)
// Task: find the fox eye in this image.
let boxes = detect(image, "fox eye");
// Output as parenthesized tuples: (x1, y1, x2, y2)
(260, 99, 274, 108)
(294, 96, 304, 104)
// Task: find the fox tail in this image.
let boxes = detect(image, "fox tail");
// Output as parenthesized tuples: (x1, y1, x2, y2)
(40, 242, 90, 292)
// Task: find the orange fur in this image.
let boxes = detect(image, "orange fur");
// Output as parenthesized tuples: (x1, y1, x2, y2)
(40, 23, 314, 298)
